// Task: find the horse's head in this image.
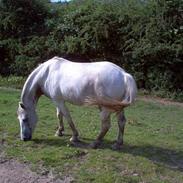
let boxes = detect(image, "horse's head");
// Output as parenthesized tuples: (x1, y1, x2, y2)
(17, 102, 37, 141)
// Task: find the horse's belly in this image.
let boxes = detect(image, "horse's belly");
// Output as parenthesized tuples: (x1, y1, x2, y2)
(60, 82, 95, 105)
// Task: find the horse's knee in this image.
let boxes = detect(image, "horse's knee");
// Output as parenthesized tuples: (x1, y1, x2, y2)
(118, 112, 126, 127)
(100, 109, 111, 132)
(102, 121, 111, 131)
(57, 112, 62, 120)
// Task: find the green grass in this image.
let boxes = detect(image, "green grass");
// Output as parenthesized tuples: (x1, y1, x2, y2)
(0, 88, 183, 183)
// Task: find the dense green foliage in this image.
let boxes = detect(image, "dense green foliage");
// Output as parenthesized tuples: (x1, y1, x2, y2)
(0, 0, 182, 99)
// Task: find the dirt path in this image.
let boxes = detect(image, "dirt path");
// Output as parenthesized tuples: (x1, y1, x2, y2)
(137, 96, 183, 107)
(0, 156, 73, 183)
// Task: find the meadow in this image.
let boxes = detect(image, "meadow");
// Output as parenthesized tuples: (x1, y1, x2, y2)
(0, 88, 183, 183)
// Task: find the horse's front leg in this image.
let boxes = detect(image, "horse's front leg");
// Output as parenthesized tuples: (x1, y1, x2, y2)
(55, 108, 64, 137)
(112, 111, 126, 150)
(59, 102, 79, 143)
(90, 108, 111, 148)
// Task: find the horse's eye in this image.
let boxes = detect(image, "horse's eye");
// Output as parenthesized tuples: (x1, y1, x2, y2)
(22, 118, 28, 123)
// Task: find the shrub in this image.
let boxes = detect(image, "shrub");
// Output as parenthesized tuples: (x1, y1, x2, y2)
(0, 0, 182, 100)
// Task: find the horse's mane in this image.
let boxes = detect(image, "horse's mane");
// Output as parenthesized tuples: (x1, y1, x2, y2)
(21, 64, 43, 103)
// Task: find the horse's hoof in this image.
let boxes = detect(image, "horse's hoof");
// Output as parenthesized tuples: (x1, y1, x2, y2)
(89, 141, 100, 149)
(70, 136, 80, 143)
(111, 142, 123, 150)
(55, 130, 64, 137)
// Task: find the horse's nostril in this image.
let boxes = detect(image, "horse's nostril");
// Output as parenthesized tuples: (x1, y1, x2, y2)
(22, 135, 32, 141)
(23, 138, 28, 141)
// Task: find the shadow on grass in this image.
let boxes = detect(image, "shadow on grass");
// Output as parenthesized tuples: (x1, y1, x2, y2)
(32, 136, 183, 172)
(122, 143, 183, 172)
(32, 134, 71, 147)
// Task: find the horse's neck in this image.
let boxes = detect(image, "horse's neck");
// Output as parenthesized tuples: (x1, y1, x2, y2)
(21, 70, 41, 109)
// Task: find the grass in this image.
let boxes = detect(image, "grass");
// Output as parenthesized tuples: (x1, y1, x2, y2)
(0, 88, 183, 182)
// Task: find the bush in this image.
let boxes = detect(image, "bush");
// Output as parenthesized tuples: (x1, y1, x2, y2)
(0, 75, 25, 89)
(0, 0, 182, 100)
(0, 0, 51, 75)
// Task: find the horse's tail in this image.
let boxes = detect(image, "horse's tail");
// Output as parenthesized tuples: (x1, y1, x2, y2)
(84, 73, 137, 112)
(121, 73, 137, 105)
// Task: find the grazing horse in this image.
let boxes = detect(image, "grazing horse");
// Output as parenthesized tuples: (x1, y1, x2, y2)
(17, 57, 137, 149)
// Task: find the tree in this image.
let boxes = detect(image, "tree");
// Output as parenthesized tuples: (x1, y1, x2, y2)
(0, 0, 50, 75)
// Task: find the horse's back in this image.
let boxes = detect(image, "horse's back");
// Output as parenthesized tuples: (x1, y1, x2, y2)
(39, 57, 131, 104)
(42, 57, 123, 73)
(41, 57, 125, 84)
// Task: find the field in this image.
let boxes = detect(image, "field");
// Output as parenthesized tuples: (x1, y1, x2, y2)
(0, 88, 183, 183)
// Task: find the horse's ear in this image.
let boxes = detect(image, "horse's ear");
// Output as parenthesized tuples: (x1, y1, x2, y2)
(19, 102, 26, 110)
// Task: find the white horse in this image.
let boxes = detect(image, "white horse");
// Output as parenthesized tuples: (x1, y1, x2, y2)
(17, 57, 137, 149)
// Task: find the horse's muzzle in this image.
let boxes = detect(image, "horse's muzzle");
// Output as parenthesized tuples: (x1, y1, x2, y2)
(22, 135, 32, 141)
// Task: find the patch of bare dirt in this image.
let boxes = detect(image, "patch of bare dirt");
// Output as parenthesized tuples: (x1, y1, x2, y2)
(0, 158, 73, 183)
(138, 96, 183, 107)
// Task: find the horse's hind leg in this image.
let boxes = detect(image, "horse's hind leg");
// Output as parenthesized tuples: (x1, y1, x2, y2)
(90, 108, 111, 148)
(58, 102, 79, 143)
(55, 108, 64, 136)
(112, 110, 126, 150)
